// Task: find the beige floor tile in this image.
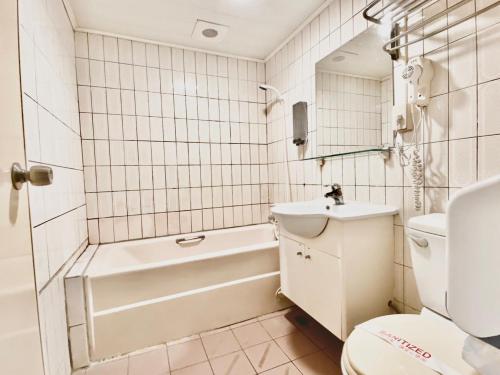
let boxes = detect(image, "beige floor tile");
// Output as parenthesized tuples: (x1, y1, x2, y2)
(86, 357, 128, 375)
(232, 322, 272, 348)
(168, 338, 208, 370)
(275, 332, 319, 360)
(209, 351, 256, 375)
(244, 341, 289, 372)
(293, 352, 341, 375)
(260, 315, 297, 339)
(128, 345, 169, 375)
(259, 363, 302, 375)
(201, 330, 241, 359)
(171, 361, 213, 375)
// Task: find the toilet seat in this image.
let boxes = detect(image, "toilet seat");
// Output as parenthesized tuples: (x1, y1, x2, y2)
(342, 312, 479, 375)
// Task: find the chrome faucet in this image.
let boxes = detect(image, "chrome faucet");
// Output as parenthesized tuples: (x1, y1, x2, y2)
(324, 184, 344, 205)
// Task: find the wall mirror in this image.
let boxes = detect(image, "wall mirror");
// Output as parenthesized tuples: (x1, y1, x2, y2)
(315, 26, 393, 158)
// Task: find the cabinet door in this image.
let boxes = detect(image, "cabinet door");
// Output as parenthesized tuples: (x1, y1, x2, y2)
(302, 247, 342, 338)
(279, 236, 307, 306)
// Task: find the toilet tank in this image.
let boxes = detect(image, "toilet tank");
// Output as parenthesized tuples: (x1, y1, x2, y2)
(407, 214, 448, 317)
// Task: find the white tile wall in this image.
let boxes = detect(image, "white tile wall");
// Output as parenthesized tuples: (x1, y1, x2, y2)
(265, 0, 500, 313)
(76, 32, 270, 243)
(316, 71, 383, 155)
(19, 0, 88, 374)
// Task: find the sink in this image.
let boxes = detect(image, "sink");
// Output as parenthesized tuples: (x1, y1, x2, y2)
(276, 199, 398, 340)
(271, 199, 399, 238)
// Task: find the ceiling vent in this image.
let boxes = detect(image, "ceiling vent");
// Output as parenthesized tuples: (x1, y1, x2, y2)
(192, 20, 229, 43)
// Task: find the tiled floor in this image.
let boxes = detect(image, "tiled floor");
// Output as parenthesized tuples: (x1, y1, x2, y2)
(74, 307, 343, 375)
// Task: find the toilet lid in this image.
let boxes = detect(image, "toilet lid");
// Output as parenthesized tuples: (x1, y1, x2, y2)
(343, 314, 479, 375)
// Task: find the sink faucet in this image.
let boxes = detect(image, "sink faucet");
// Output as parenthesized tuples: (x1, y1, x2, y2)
(324, 184, 344, 205)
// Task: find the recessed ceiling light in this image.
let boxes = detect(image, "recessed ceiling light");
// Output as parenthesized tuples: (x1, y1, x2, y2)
(192, 20, 228, 43)
(202, 28, 218, 38)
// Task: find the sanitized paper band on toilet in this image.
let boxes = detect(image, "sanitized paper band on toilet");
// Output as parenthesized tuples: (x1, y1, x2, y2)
(357, 321, 462, 375)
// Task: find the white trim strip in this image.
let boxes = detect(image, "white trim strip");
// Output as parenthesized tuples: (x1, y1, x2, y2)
(74, 27, 266, 63)
(93, 271, 281, 316)
(264, 0, 333, 62)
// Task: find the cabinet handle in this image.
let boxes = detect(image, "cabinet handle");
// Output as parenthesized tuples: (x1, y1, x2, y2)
(305, 255, 311, 260)
(296, 252, 303, 256)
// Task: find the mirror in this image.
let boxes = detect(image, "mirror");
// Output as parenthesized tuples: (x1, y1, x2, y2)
(315, 26, 393, 157)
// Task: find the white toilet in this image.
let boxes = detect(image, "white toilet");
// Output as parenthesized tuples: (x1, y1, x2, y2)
(341, 213, 479, 375)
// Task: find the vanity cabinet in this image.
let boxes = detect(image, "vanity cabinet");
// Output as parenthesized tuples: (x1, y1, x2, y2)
(279, 216, 394, 340)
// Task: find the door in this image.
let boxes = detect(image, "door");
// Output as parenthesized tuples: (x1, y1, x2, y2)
(0, 1, 45, 374)
(279, 236, 308, 307)
(302, 247, 342, 338)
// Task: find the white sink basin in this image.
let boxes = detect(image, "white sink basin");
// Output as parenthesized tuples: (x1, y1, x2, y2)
(271, 199, 399, 238)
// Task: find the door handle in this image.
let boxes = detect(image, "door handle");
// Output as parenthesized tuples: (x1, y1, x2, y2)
(305, 255, 311, 260)
(11, 163, 53, 190)
(296, 251, 303, 256)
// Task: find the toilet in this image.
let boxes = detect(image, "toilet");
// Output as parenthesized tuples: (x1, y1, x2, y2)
(341, 213, 479, 375)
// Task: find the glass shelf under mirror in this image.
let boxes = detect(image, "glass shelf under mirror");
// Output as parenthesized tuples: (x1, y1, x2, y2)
(303, 146, 393, 162)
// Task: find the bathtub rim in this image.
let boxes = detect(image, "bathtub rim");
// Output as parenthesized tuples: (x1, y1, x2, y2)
(95, 223, 275, 248)
(86, 240, 278, 278)
(85, 223, 277, 277)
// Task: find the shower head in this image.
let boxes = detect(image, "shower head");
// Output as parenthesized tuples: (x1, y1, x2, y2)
(259, 84, 284, 102)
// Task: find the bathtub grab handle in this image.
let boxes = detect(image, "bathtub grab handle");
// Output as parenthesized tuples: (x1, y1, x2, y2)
(176, 235, 206, 245)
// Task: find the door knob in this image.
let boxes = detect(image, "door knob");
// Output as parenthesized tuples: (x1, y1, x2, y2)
(11, 163, 53, 190)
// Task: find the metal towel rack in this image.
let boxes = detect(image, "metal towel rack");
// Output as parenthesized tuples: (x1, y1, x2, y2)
(363, 0, 500, 59)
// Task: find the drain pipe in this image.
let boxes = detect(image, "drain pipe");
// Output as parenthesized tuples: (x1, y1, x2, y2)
(268, 214, 279, 240)
(275, 287, 285, 299)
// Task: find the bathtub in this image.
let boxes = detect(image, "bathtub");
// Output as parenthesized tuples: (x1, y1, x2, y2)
(83, 224, 291, 360)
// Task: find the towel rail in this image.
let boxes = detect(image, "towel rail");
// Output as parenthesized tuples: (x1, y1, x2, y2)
(363, 0, 500, 59)
(383, 0, 500, 53)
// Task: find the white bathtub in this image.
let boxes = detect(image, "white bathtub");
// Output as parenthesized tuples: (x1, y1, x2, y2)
(83, 224, 291, 360)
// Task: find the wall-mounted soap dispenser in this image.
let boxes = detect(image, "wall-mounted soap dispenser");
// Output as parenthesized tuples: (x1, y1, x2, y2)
(292, 101, 308, 146)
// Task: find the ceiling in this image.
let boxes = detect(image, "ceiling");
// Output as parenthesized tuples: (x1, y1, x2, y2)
(316, 26, 392, 79)
(67, 0, 326, 60)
